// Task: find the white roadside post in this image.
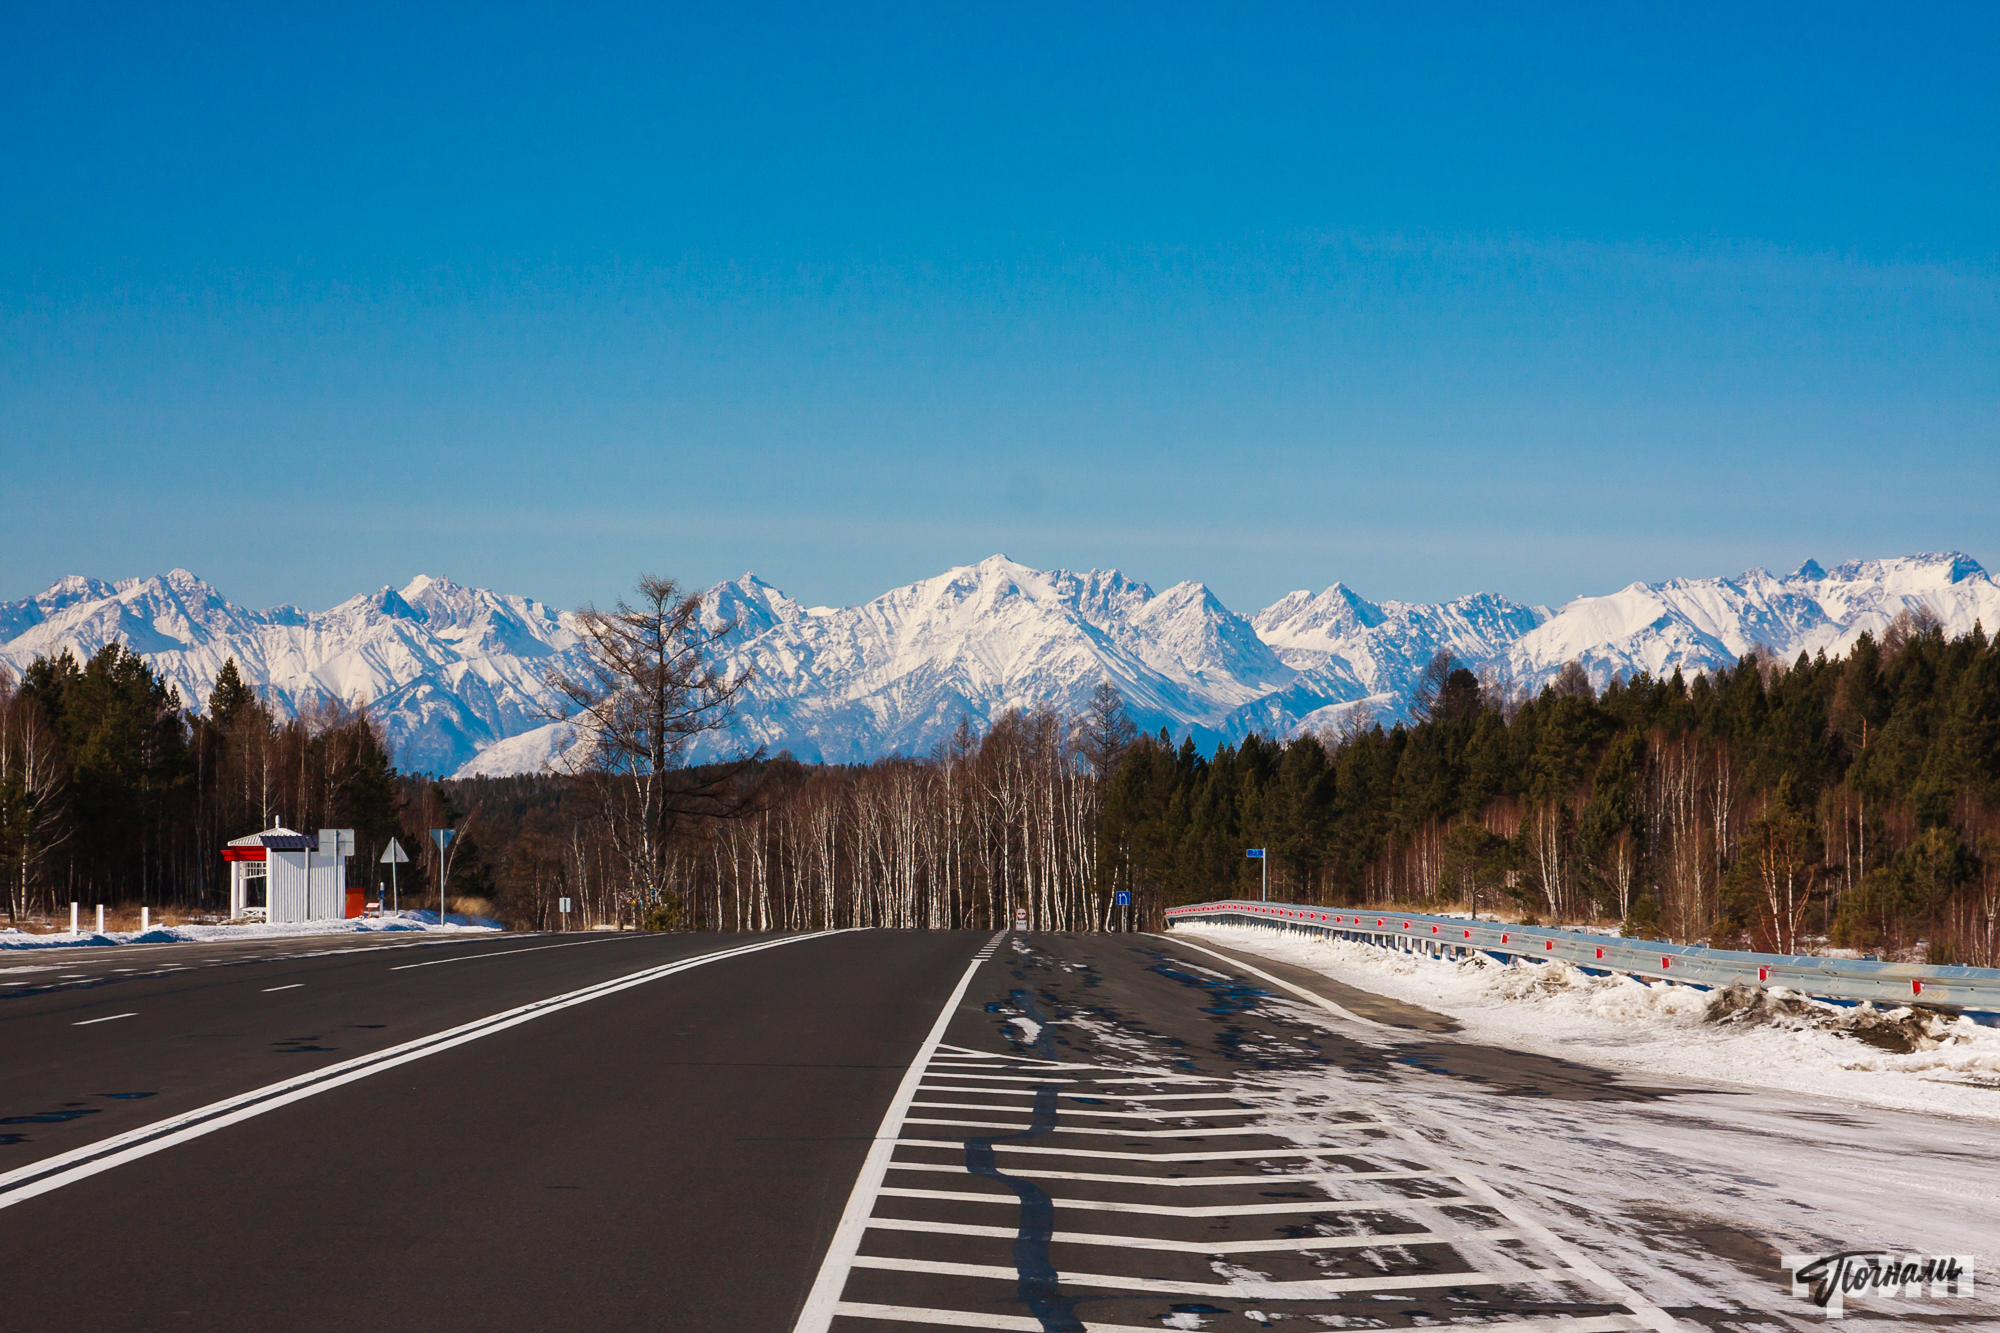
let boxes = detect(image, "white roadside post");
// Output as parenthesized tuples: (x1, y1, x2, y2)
(141, 907, 149, 932)
(69, 902, 78, 935)
(380, 838, 409, 913)
(1246, 847, 1267, 901)
(96, 904, 105, 934)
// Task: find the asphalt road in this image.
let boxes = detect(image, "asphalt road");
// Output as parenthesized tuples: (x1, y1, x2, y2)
(4, 928, 1995, 1332)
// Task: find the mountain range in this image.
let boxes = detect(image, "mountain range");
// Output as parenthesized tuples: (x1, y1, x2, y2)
(2, 553, 1994, 778)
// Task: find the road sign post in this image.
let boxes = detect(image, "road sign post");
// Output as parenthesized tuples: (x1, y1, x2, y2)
(380, 837, 410, 913)
(1246, 848, 1267, 901)
(559, 895, 572, 930)
(1113, 889, 1132, 932)
(430, 829, 456, 924)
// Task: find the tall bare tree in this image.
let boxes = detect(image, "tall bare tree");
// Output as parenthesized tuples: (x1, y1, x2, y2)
(545, 574, 751, 926)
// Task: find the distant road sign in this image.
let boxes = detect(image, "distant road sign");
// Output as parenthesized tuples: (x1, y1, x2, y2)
(1245, 848, 1266, 859)
(1114, 890, 1132, 906)
(380, 838, 409, 865)
(559, 897, 572, 913)
(431, 829, 455, 851)
(1013, 908, 1028, 930)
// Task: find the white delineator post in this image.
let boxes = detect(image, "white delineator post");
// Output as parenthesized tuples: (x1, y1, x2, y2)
(95, 904, 105, 934)
(70, 902, 79, 934)
(141, 907, 150, 932)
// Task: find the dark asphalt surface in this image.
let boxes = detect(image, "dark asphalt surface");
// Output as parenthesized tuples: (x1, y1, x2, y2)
(2, 928, 986, 1332)
(1, 927, 1721, 1332)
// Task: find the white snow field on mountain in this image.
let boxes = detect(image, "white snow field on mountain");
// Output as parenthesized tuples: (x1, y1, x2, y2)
(3, 553, 1995, 778)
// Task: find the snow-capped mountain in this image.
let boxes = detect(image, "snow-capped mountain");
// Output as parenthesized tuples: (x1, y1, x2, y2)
(0, 570, 594, 774)
(4, 552, 1994, 777)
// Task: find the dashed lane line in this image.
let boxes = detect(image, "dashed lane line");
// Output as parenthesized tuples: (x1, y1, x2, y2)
(261, 984, 303, 992)
(388, 937, 627, 970)
(0, 932, 836, 1212)
(71, 1013, 137, 1026)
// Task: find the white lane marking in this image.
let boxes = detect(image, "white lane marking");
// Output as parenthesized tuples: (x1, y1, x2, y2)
(833, 1304, 1645, 1333)
(1156, 932, 1391, 1029)
(261, 984, 304, 992)
(72, 1013, 137, 1026)
(847, 1253, 1518, 1297)
(790, 931, 1003, 1333)
(898, 1139, 1396, 1162)
(875, 1185, 1473, 1215)
(919, 1084, 1271, 1103)
(901, 1117, 1383, 1140)
(1356, 1108, 1685, 1333)
(883, 1160, 1446, 1187)
(388, 937, 620, 970)
(864, 1214, 1515, 1253)
(908, 1100, 1262, 1122)
(0, 933, 834, 1211)
(831, 1302, 1160, 1331)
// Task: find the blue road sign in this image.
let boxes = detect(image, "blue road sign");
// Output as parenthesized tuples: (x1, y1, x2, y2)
(1114, 890, 1132, 906)
(1245, 848, 1265, 859)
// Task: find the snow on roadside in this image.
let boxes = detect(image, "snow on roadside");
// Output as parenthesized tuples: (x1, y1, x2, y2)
(0, 911, 501, 953)
(1174, 921, 2000, 1121)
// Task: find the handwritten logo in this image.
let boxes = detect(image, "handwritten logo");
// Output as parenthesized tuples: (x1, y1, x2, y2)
(1781, 1250, 1975, 1318)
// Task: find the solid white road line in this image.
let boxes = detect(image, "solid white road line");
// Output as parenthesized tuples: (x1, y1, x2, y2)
(908, 1100, 1262, 1122)
(898, 1139, 1407, 1162)
(875, 1186, 1473, 1216)
(1156, 932, 1390, 1029)
(864, 1214, 1517, 1253)
(260, 984, 303, 993)
(882, 1160, 1447, 1187)
(918, 1085, 1267, 1104)
(846, 1254, 1517, 1297)
(901, 1117, 1375, 1139)
(0, 932, 833, 1212)
(71, 1013, 137, 1026)
(790, 931, 1003, 1333)
(831, 1301, 1164, 1331)
(387, 937, 623, 970)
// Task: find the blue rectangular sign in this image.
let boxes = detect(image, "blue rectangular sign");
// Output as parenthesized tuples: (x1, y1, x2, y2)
(1114, 890, 1132, 906)
(1245, 848, 1265, 858)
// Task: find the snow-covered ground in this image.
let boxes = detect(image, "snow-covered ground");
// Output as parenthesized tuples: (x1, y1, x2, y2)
(1173, 921, 2000, 1122)
(1163, 922, 2000, 1327)
(0, 910, 501, 953)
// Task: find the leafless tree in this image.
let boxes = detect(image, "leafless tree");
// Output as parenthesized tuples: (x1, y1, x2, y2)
(544, 574, 752, 926)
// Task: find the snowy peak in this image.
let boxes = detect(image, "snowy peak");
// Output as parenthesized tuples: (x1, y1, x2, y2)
(2, 551, 1993, 778)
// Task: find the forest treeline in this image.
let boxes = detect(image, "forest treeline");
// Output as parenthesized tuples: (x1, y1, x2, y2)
(4, 610, 1998, 965)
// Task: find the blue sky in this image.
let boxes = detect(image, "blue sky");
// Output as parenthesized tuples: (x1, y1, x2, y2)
(2, 2, 1995, 614)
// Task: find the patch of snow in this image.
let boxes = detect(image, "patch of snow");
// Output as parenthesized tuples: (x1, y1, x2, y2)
(1175, 921, 2000, 1120)
(0, 911, 500, 951)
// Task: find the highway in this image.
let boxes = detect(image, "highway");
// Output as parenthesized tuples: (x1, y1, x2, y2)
(4, 928, 1997, 1331)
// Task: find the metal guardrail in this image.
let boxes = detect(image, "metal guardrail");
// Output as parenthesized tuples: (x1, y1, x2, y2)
(1166, 899, 2000, 1016)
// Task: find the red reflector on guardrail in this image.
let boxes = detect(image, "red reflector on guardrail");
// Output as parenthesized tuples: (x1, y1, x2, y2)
(1545, 940, 1554, 950)
(1913, 979, 1924, 997)
(1430, 925, 1439, 934)
(1758, 966, 1768, 982)
(1661, 957, 1671, 969)
(1500, 933, 1509, 943)
(1595, 947, 1604, 959)
(1402, 921, 1410, 929)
